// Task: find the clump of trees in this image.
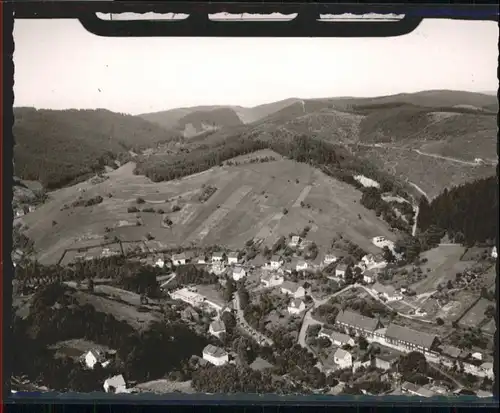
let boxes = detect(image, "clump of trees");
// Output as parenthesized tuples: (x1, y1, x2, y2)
(71, 195, 104, 208)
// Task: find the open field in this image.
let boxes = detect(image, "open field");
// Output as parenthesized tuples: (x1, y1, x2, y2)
(434, 289, 481, 323)
(408, 245, 472, 294)
(48, 339, 113, 360)
(73, 290, 161, 331)
(458, 298, 494, 329)
(20, 150, 396, 265)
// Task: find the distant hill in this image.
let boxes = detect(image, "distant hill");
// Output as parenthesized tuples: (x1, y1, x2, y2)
(13, 107, 181, 190)
(176, 107, 244, 138)
(138, 98, 301, 131)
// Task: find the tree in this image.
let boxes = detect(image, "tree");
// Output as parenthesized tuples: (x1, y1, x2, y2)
(382, 246, 395, 263)
(358, 335, 368, 350)
(436, 317, 444, 325)
(398, 351, 428, 376)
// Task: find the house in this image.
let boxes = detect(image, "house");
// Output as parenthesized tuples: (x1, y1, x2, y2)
(290, 235, 301, 247)
(202, 344, 229, 366)
(261, 273, 284, 288)
(363, 269, 377, 284)
(197, 256, 207, 264)
(439, 345, 462, 360)
(296, 260, 308, 272)
(352, 359, 372, 372)
(324, 254, 338, 265)
(232, 266, 246, 281)
(280, 281, 306, 299)
(227, 252, 239, 265)
(103, 374, 127, 393)
(172, 253, 186, 266)
(318, 328, 355, 347)
(170, 288, 204, 307)
(385, 323, 438, 353)
(82, 349, 110, 370)
(287, 298, 306, 315)
(209, 320, 226, 338)
(471, 352, 482, 361)
(333, 348, 353, 369)
(476, 390, 493, 398)
(270, 255, 283, 269)
(480, 362, 493, 379)
(154, 258, 165, 268)
(372, 353, 399, 371)
(372, 282, 402, 301)
(402, 381, 435, 398)
(491, 246, 497, 259)
(335, 263, 348, 279)
(335, 310, 382, 338)
(212, 252, 224, 263)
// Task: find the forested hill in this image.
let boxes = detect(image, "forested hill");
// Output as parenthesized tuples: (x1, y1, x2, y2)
(13, 108, 181, 190)
(417, 176, 498, 246)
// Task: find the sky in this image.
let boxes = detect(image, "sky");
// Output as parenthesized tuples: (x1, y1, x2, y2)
(13, 18, 498, 115)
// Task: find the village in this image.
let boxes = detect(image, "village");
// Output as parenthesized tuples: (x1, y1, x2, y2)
(28, 230, 494, 397)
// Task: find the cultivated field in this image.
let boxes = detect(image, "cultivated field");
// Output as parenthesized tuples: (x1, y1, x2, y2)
(458, 298, 494, 329)
(20, 150, 396, 265)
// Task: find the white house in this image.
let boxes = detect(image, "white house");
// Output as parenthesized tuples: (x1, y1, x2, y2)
(290, 236, 301, 247)
(372, 236, 395, 251)
(491, 246, 497, 259)
(333, 348, 353, 369)
(212, 252, 224, 263)
(82, 349, 110, 370)
(170, 288, 204, 307)
(319, 328, 355, 347)
(296, 261, 308, 272)
(280, 281, 306, 299)
(324, 254, 338, 265)
(103, 374, 127, 394)
(202, 344, 229, 366)
(232, 266, 246, 281)
(15, 208, 24, 218)
(471, 352, 483, 361)
(197, 256, 207, 264)
(335, 264, 348, 279)
(480, 362, 494, 379)
(227, 252, 239, 265)
(270, 255, 283, 269)
(172, 253, 186, 266)
(154, 258, 165, 268)
(209, 320, 226, 338)
(287, 298, 306, 315)
(363, 270, 377, 284)
(261, 273, 284, 288)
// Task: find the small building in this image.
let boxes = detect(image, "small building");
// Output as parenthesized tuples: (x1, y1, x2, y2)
(372, 282, 402, 301)
(363, 269, 377, 284)
(480, 362, 493, 379)
(333, 348, 353, 369)
(318, 328, 355, 347)
(154, 258, 165, 268)
(261, 273, 284, 288)
(209, 320, 226, 338)
(288, 298, 306, 315)
(212, 252, 224, 263)
(197, 256, 207, 265)
(491, 246, 497, 259)
(324, 254, 338, 265)
(280, 281, 306, 299)
(232, 266, 246, 281)
(372, 353, 399, 371)
(385, 323, 437, 354)
(270, 255, 283, 270)
(81, 349, 110, 370)
(290, 236, 301, 247)
(172, 253, 186, 266)
(181, 306, 200, 322)
(335, 263, 348, 279)
(471, 352, 482, 361)
(103, 374, 127, 394)
(296, 260, 308, 272)
(227, 252, 239, 265)
(202, 344, 229, 366)
(440, 345, 462, 360)
(402, 381, 435, 398)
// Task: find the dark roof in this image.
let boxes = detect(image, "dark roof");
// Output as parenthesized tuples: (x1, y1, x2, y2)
(335, 310, 380, 332)
(228, 252, 239, 259)
(281, 281, 301, 293)
(385, 323, 437, 350)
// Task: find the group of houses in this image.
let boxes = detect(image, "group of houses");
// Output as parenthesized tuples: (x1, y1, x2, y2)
(312, 309, 493, 380)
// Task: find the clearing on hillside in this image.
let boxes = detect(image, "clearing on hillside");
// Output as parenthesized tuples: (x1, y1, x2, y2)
(20, 150, 396, 265)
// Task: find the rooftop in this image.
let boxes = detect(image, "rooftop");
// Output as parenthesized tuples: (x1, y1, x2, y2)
(210, 320, 226, 333)
(172, 253, 186, 260)
(333, 348, 351, 360)
(105, 374, 126, 388)
(203, 344, 228, 358)
(228, 252, 239, 259)
(212, 252, 223, 258)
(440, 345, 462, 359)
(335, 310, 380, 332)
(281, 281, 301, 293)
(372, 282, 396, 296)
(270, 255, 282, 262)
(233, 266, 244, 274)
(385, 323, 437, 350)
(290, 298, 304, 308)
(336, 263, 348, 271)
